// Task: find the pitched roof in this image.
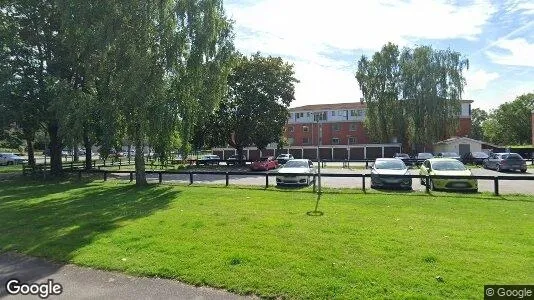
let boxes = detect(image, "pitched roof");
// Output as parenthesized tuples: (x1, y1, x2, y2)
(290, 99, 474, 112)
(290, 102, 366, 112)
(434, 136, 501, 148)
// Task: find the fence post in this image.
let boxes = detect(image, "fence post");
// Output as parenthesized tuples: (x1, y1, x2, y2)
(104, 171, 108, 181)
(189, 172, 193, 185)
(93, 160, 96, 168)
(494, 176, 499, 196)
(365, 161, 369, 169)
(313, 174, 316, 193)
(77, 170, 82, 181)
(425, 175, 430, 193)
(362, 174, 366, 192)
(225, 172, 229, 186)
(22, 164, 26, 176)
(70, 162, 74, 170)
(119, 160, 122, 170)
(265, 173, 269, 188)
(129, 172, 133, 182)
(158, 172, 162, 184)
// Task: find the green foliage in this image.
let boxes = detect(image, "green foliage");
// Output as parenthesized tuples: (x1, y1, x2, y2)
(470, 108, 488, 140)
(211, 53, 298, 151)
(356, 42, 468, 150)
(482, 93, 534, 145)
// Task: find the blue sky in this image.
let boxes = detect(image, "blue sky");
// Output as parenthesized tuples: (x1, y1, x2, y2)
(224, 0, 533, 110)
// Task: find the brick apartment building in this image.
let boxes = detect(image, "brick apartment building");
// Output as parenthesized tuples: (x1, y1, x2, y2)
(213, 100, 474, 161)
(284, 100, 473, 147)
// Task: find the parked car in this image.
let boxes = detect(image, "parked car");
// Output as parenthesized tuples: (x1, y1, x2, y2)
(197, 155, 221, 166)
(436, 152, 461, 160)
(419, 158, 477, 192)
(276, 153, 294, 164)
(0, 153, 26, 165)
(276, 159, 315, 186)
(370, 158, 412, 190)
(415, 153, 434, 166)
(250, 156, 278, 171)
(483, 152, 527, 173)
(460, 151, 489, 165)
(226, 154, 246, 166)
(393, 153, 413, 166)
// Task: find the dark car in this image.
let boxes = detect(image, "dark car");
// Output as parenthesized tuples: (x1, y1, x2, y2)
(197, 155, 221, 166)
(436, 152, 461, 160)
(393, 153, 413, 166)
(226, 154, 246, 166)
(483, 152, 527, 173)
(460, 151, 489, 165)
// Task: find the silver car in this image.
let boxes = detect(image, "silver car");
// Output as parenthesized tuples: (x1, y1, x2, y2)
(276, 159, 315, 186)
(371, 158, 412, 190)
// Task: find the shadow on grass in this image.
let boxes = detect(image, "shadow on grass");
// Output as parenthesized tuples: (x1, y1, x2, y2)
(0, 178, 179, 262)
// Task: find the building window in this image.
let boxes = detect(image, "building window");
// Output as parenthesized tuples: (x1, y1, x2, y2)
(350, 110, 357, 116)
(303, 126, 309, 132)
(295, 113, 300, 119)
(337, 111, 343, 116)
(289, 126, 294, 132)
(331, 111, 335, 116)
(303, 137, 310, 144)
(350, 123, 357, 131)
(349, 137, 356, 144)
(307, 112, 311, 117)
(332, 123, 340, 131)
(332, 138, 340, 145)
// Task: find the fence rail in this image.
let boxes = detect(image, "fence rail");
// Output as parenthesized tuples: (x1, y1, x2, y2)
(62, 169, 534, 196)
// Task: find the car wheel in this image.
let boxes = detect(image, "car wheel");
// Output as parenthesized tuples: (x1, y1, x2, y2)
(521, 168, 527, 173)
(496, 164, 501, 172)
(420, 178, 425, 185)
(429, 179, 436, 191)
(7, 161, 13, 165)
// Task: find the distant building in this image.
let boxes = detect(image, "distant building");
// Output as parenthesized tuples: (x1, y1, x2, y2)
(284, 100, 473, 147)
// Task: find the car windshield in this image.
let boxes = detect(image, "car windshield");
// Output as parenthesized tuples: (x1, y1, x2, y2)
(277, 154, 289, 158)
(418, 153, 433, 159)
(472, 152, 489, 158)
(283, 160, 309, 168)
(395, 153, 409, 158)
(441, 152, 458, 157)
(503, 154, 523, 160)
(374, 160, 406, 170)
(432, 160, 466, 171)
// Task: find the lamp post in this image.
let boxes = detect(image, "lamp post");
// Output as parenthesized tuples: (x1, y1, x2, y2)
(314, 113, 322, 195)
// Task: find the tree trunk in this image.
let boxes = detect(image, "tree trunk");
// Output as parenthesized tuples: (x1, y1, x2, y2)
(73, 145, 79, 162)
(26, 138, 35, 168)
(236, 147, 244, 165)
(135, 143, 147, 186)
(83, 131, 92, 170)
(48, 122, 62, 176)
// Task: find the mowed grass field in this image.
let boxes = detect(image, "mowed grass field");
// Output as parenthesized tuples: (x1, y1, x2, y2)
(0, 179, 533, 299)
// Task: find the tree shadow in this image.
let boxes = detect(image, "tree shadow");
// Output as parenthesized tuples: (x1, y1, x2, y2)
(0, 179, 180, 291)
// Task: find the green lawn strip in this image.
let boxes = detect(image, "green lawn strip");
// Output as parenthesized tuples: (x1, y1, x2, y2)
(0, 180, 532, 299)
(0, 164, 24, 174)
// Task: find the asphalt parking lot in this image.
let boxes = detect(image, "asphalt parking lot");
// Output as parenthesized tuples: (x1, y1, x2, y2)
(122, 163, 534, 195)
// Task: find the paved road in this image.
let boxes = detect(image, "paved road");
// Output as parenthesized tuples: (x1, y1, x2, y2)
(0, 252, 253, 300)
(116, 165, 534, 194)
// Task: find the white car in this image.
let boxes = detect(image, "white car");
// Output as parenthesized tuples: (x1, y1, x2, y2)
(370, 158, 412, 190)
(276, 153, 294, 164)
(0, 153, 26, 165)
(276, 159, 315, 186)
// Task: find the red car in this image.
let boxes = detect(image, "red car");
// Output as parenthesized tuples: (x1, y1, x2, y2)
(250, 156, 278, 171)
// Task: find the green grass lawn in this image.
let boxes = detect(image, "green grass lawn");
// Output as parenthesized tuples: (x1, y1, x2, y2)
(0, 164, 23, 174)
(0, 179, 533, 299)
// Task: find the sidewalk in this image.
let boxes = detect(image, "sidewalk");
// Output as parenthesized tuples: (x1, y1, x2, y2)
(0, 252, 254, 299)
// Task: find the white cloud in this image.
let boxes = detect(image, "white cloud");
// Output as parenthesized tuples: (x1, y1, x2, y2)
(464, 69, 500, 93)
(486, 38, 534, 67)
(225, 0, 496, 106)
(504, 0, 534, 15)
